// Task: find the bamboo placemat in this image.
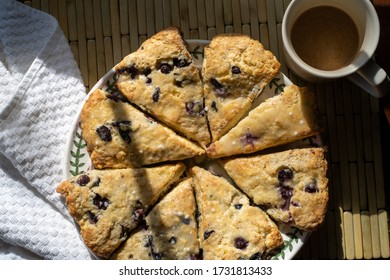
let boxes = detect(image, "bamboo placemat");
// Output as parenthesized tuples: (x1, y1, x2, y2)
(21, 0, 390, 260)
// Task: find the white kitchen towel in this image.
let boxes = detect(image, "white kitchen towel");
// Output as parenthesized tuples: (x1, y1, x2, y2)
(0, 0, 92, 259)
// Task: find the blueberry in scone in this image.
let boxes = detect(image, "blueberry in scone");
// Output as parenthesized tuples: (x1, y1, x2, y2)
(207, 85, 322, 158)
(111, 178, 200, 260)
(220, 148, 328, 231)
(114, 27, 210, 148)
(81, 89, 205, 169)
(202, 34, 280, 142)
(190, 166, 283, 260)
(56, 163, 186, 258)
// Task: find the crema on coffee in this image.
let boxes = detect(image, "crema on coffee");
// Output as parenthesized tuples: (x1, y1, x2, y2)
(291, 6, 360, 71)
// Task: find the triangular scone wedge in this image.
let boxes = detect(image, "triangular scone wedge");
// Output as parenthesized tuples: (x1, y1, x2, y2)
(111, 178, 200, 260)
(114, 27, 210, 148)
(190, 166, 283, 260)
(56, 163, 186, 258)
(207, 85, 322, 158)
(202, 34, 280, 142)
(81, 89, 205, 169)
(221, 148, 328, 231)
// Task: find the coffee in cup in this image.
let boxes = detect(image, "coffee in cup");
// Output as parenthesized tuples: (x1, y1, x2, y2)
(282, 0, 390, 98)
(291, 6, 359, 71)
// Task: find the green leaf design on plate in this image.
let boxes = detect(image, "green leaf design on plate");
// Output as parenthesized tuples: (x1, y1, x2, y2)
(69, 131, 87, 176)
(269, 77, 286, 95)
(106, 72, 119, 94)
(190, 45, 204, 60)
(302, 136, 320, 147)
(271, 228, 303, 260)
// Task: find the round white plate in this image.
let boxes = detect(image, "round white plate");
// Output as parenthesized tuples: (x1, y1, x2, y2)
(63, 40, 320, 260)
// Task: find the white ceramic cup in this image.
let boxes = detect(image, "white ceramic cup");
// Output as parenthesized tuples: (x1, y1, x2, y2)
(282, 0, 390, 98)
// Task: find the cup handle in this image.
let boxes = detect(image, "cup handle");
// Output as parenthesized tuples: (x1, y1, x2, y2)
(347, 59, 390, 98)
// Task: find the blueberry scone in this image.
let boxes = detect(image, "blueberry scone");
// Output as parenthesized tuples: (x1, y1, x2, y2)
(202, 34, 280, 142)
(190, 166, 283, 260)
(114, 27, 210, 148)
(221, 148, 328, 231)
(207, 85, 322, 158)
(111, 178, 200, 260)
(56, 163, 186, 258)
(81, 89, 205, 169)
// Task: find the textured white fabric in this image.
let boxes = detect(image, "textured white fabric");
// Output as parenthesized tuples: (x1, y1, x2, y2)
(0, 239, 41, 260)
(0, 0, 92, 259)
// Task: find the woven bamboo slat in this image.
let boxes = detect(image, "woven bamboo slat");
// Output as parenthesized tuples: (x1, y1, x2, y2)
(20, 0, 389, 260)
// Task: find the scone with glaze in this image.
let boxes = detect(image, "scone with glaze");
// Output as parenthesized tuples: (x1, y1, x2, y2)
(114, 27, 210, 148)
(190, 166, 283, 260)
(81, 89, 205, 169)
(221, 148, 328, 231)
(111, 178, 200, 260)
(56, 163, 186, 258)
(202, 34, 280, 142)
(207, 85, 322, 158)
